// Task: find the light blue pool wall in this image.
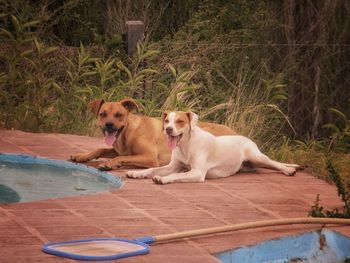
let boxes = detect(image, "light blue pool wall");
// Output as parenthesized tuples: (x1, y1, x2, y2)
(0, 152, 123, 187)
(0, 153, 123, 203)
(215, 229, 350, 263)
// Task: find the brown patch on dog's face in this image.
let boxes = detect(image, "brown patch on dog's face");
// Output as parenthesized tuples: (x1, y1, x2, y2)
(174, 112, 190, 130)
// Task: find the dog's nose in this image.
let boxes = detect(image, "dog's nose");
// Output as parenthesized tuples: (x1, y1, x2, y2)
(165, 127, 173, 135)
(105, 122, 114, 128)
(105, 123, 115, 132)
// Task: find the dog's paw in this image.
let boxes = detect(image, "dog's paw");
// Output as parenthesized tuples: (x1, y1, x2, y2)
(98, 164, 112, 171)
(70, 155, 79, 162)
(284, 167, 297, 176)
(126, 171, 148, 179)
(70, 155, 88, 163)
(152, 176, 164, 185)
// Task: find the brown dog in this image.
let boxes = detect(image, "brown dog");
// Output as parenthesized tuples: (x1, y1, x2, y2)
(71, 98, 235, 170)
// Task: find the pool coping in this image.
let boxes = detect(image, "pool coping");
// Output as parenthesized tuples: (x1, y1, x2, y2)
(0, 129, 349, 263)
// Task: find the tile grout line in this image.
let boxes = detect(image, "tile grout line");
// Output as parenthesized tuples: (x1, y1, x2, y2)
(257, 176, 314, 206)
(156, 185, 232, 225)
(107, 191, 213, 255)
(0, 206, 80, 263)
(107, 191, 179, 232)
(50, 134, 90, 153)
(0, 206, 49, 243)
(0, 136, 36, 155)
(207, 182, 283, 219)
(154, 185, 246, 262)
(53, 199, 115, 238)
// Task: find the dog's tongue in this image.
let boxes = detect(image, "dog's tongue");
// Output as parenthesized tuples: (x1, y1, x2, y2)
(105, 132, 117, 146)
(167, 136, 179, 150)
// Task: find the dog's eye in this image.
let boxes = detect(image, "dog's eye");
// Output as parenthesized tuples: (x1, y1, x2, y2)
(99, 112, 107, 118)
(176, 120, 185, 124)
(115, 112, 123, 118)
(164, 119, 169, 123)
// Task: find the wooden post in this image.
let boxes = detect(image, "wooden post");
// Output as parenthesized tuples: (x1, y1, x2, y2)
(125, 21, 145, 56)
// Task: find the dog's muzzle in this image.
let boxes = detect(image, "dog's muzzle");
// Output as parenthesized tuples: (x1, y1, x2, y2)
(165, 127, 173, 135)
(102, 123, 124, 146)
(165, 127, 183, 150)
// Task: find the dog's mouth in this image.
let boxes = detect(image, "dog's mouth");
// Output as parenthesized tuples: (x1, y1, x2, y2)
(103, 126, 124, 146)
(167, 133, 183, 150)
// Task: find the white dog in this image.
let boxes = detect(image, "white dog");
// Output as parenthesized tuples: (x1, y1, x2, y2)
(127, 111, 300, 184)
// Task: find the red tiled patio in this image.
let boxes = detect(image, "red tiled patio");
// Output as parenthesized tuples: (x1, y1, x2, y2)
(0, 129, 349, 262)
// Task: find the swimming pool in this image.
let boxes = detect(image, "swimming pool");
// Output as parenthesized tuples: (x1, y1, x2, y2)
(215, 229, 350, 263)
(0, 153, 123, 203)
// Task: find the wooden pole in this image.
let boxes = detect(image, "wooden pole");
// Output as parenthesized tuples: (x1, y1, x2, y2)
(125, 21, 145, 56)
(154, 217, 350, 243)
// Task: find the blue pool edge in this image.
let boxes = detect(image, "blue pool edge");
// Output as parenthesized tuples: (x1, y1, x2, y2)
(0, 152, 124, 188)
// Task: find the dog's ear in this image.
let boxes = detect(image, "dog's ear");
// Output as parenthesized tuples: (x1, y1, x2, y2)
(186, 112, 198, 130)
(162, 111, 168, 131)
(120, 98, 138, 112)
(89, 99, 105, 117)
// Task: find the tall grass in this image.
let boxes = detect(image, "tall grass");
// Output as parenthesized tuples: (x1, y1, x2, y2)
(200, 68, 294, 148)
(0, 15, 292, 145)
(0, 15, 60, 130)
(0, 12, 348, 184)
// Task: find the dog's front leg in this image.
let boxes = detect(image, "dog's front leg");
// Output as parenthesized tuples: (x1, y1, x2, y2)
(98, 153, 160, 170)
(71, 148, 118, 163)
(153, 168, 206, 184)
(127, 160, 182, 179)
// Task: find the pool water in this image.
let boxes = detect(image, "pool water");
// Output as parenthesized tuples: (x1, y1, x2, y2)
(0, 154, 122, 203)
(215, 229, 350, 263)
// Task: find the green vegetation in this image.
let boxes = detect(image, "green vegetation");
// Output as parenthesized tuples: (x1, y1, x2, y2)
(309, 160, 350, 218)
(0, 1, 349, 187)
